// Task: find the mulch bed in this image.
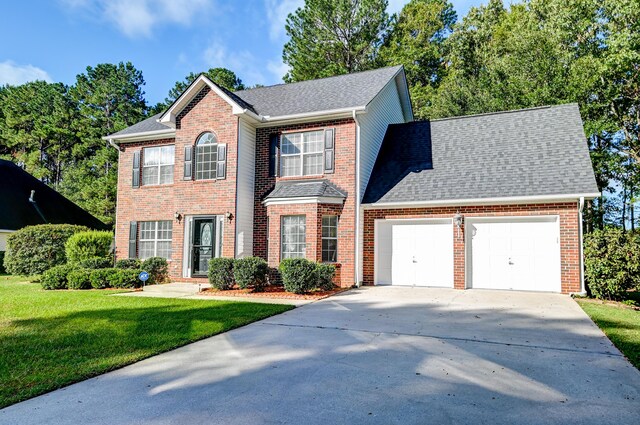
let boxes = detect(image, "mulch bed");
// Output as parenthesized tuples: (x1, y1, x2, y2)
(200, 285, 349, 300)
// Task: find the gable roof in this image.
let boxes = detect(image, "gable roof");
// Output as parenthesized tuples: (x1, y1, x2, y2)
(106, 66, 411, 141)
(362, 104, 600, 205)
(0, 160, 107, 231)
(264, 179, 347, 201)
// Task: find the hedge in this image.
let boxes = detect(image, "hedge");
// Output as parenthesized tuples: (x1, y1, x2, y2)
(0, 251, 5, 274)
(316, 263, 336, 291)
(208, 258, 235, 290)
(89, 269, 114, 289)
(279, 258, 317, 294)
(67, 269, 92, 290)
(4, 224, 88, 276)
(234, 257, 268, 290)
(116, 259, 142, 270)
(78, 257, 113, 269)
(108, 269, 143, 289)
(41, 264, 78, 290)
(141, 257, 169, 284)
(66, 231, 113, 264)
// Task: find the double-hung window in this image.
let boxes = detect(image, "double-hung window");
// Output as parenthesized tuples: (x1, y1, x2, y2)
(142, 146, 174, 185)
(280, 130, 324, 177)
(281, 215, 306, 259)
(321, 216, 338, 262)
(139, 221, 173, 260)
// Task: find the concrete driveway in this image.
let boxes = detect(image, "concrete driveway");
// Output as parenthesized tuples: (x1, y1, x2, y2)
(1, 287, 639, 425)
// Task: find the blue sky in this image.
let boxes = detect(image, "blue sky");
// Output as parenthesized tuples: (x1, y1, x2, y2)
(0, 0, 482, 105)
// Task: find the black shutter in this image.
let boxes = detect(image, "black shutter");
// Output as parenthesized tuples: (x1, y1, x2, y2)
(216, 144, 227, 179)
(324, 129, 335, 174)
(128, 221, 138, 259)
(132, 150, 141, 188)
(183, 145, 193, 180)
(269, 134, 280, 177)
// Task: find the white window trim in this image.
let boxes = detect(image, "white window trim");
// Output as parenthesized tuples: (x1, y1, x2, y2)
(139, 221, 173, 260)
(281, 215, 306, 260)
(195, 133, 218, 181)
(280, 130, 324, 177)
(142, 146, 175, 186)
(321, 215, 338, 263)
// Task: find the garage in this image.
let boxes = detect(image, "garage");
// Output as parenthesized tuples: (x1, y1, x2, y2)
(466, 216, 561, 292)
(375, 219, 453, 287)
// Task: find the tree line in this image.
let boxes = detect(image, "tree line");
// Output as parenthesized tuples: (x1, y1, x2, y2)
(1, 0, 637, 231)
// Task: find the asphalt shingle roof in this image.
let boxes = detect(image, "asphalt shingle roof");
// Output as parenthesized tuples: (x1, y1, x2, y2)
(108, 113, 170, 137)
(265, 179, 347, 200)
(362, 104, 599, 204)
(0, 160, 107, 230)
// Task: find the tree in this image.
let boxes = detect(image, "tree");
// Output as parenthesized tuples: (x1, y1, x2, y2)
(282, 0, 390, 82)
(379, 0, 456, 118)
(163, 68, 245, 107)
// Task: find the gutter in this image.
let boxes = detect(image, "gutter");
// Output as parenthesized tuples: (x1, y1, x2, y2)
(353, 109, 362, 287)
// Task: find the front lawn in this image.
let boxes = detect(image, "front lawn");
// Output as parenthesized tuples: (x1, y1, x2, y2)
(577, 299, 640, 369)
(0, 275, 292, 408)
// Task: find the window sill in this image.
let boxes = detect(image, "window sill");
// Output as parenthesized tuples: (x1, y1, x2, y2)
(140, 183, 174, 188)
(278, 174, 324, 181)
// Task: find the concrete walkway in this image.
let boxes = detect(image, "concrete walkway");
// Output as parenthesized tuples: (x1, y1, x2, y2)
(2, 287, 639, 424)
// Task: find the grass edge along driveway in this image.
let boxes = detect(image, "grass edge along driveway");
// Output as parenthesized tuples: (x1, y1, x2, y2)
(0, 276, 293, 408)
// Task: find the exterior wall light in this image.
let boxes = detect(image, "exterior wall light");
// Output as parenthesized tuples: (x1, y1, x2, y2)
(174, 211, 182, 223)
(453, 212, 464, 237)
(225, 211, 233, 221)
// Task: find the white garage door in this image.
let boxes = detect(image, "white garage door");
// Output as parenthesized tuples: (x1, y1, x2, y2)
(375, 220, 453, 287)
(467, 217, 560, 292)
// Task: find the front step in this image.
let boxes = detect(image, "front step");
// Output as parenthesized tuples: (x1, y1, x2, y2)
(142, 282, 210, 295)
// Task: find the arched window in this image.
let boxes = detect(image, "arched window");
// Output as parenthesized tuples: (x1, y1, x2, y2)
(195, 132, 218, 180)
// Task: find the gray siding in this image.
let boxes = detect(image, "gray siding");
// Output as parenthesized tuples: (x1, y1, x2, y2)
(235, 118, 256, 258)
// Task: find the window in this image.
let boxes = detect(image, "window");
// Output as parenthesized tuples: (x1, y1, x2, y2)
(281, 215, 306, 259)
(139, 221, 173, 260)
(280, 130, 324, 177)
(195, 132, 217, 180)
(322, 216, 338, 262)
(142, 146, 174, 185)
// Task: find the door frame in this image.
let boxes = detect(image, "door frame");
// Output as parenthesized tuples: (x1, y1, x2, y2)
(464, 215, 561, 291)
(182, 215, 224, 278)
(374, 217, 453, 286)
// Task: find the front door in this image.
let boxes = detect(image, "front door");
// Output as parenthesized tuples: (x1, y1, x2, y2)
(192, 218, 215, 277)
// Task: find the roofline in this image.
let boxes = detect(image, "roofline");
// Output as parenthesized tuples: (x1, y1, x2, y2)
(429, 104, 578, 123)
(362, 193, 601, 209)
(102, 128, 175, 142)
(263, 196, 345, 206)
(255, 106, 367, 127)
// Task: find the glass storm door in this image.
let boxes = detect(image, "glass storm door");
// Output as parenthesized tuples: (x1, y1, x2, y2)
(192, 218, 215, 276)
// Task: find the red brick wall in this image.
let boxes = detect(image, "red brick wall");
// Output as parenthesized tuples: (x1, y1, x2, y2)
(362, 203, 581, 294)
(115, 87, 238, 282)
(254, 119, 357, 287)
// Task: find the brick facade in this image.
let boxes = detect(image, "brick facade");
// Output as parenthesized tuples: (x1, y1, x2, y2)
(362, 202, 582, 294)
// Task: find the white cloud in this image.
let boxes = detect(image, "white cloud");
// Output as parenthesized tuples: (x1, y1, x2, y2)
(267, 59, 290, 82)
(203, 40, 272, 86)
(62, 0, 213, 38)
(0, 61, 52, 86)
(264, 0, 304, 41)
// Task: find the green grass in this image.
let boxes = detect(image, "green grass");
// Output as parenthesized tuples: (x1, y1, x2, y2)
(0, 275, 293, 408)
(577, 298, 640, 369)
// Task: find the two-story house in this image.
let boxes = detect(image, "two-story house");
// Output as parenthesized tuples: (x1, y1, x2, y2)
(106, 65, 599, 294)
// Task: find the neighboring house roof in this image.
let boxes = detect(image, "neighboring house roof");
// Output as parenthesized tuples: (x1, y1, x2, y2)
(106, 66, 411, 140)
(264, 179, 347, 201)
(362, 104, 600, 205)
(0, 160, 107, 231)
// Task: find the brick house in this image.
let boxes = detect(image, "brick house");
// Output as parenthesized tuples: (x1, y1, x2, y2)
(105, 66, 599, 294)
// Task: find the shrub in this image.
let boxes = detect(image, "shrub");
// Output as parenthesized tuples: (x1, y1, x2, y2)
(316, 263, 336, 291)
(141, 257, 169, 284)
(67, 269, 92, 290)
(41, 264, 78, 290)
(65, 231, 113, 264)
(234, 257, 268, 290)
(279, 258, 317, 294)
(0, 251, 5, 274)
(584, 227, 640, 300)
(208, 257, 235, 290)
(115, 258, 142, 270)
(78, 257, 113, 269)
(4, 224, 88, 276)
(108, 269, 143, 289)
(89, 268, 114, 289)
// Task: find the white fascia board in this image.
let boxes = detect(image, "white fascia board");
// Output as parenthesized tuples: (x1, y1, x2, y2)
(263, 196, 345, 206)
(255, 106, 366, 127)
(362, 193, 602, 209)
(102, 129, 176, 143)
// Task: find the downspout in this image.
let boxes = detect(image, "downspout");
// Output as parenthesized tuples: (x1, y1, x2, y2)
(353, 110, 362, 287)
(578, 197, 586, 295)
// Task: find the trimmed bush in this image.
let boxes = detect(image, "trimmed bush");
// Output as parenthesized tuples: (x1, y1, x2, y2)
(279, 258, 317, 294)
(208, 257, 235, 290)
(141, 257, 169, 284)
(316, 263, 336, 291)
(108, 269, 143, 289)
(89, 268, 114, 289)
(115, 258, 142, 270)
(4, 224, 88, 276)
(584, 227, 640, 300)
(41, 264, 78, 290)
(0, 251, 5, 274)
(234, 257, 268, 290)
(67, 269, 92, 290)
(78, 257, 113, 269)
(66, 231, 113, 264)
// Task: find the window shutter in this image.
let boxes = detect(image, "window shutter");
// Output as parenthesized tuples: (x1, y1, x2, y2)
(128, 221, 138, 259)
(324, 129, 335, 174)
(216, 144, 227, 179)
(132, 150, 141, 188)
(269, 134, 280, 177)
(183, 145, 193, 180)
